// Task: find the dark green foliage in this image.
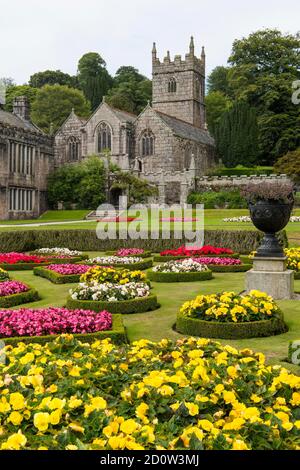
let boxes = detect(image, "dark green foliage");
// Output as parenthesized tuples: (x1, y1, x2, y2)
(29, 70, 78, 89)
(274, 148, 300, 183)
(0, 229, 288, 254)
(216, 101, 259, 167)
(31, 84, 90, 133)
(187, 190, 247, 209)
(77, 53, 113, 111)
(4, 85, 37, 113)
(0, 288, 39, 308)
(0, 263, 49, 271)
(209, 166, 274, 177)
(207, 66, 233, 96)
(147, 270, 213, 283)
(110, 168, 157, 204)
(205, 91, 232, 136)
(33, 267, 82, 284)
(0, 315, 127, 346)
(90, 258, 153, 271)
(66, 294, 159, 314)
(288, 340, 300, 364)
(176, 310, 288, 339)
(208, 264, 252, 273)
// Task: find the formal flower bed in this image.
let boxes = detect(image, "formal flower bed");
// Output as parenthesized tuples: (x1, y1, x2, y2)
(155, 245, 238, 262)
(106, 248, 152, 258)
(223, 216, 300, 223)
(0, 268, 9, 282)
(177, 290, 287, 339)
(33, 248, 83, 257)
(80, 266, 147, 285)
(192, 257, 252, 273)
(148, 259, 212, 283)
(0, 335, 300, 450)
(87, 256, 153, 271)
(284, 248, 300, 278)
(0, 253, 49, 270)
(67, 282, 158, 314)
(34, 264, 95, 284)
(0, 281, 39, 308)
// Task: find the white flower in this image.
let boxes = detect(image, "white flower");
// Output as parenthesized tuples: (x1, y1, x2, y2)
(88, 256, 143, 265)
(153, 258, 208, 273)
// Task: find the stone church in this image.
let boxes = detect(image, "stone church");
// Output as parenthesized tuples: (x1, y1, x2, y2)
(55, 37, 216, 205)
(0, 38, 216, 220)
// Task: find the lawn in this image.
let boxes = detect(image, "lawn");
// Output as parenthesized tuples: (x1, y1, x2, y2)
(8, 252, 300, 375)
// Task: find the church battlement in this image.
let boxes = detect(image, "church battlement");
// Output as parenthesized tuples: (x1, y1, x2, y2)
(152, 38, 205, 75)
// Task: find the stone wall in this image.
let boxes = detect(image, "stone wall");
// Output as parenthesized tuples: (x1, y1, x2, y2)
(195, 174, 291, 191)
(54, 111, 84, 166)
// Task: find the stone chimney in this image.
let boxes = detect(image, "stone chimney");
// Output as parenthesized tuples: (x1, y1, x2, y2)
(13, 96, 30, 121)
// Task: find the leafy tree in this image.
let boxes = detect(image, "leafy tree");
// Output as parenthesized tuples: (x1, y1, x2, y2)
(29, 70, 78, 89)
(47, 164, 86, 208)
(78, 157, 106, 209)
(216, 101, 259, 167)
(77, 52, 113, 111)
(110, 167, 157, 204)
(4, 85, 37, 113)
(274, 148, 300, 182)
(205, 91, 232, 136)
(207, 66, 232, 97)
(0, 77, 15, 88)
(31, 84, 90, 133)
(107, 66, 152, 114)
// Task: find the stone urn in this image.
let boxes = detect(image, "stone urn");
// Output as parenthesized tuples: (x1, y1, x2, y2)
(249, 199, 294, 258)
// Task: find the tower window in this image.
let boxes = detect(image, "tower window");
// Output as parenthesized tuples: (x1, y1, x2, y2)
(168, 78, 177, 93)
(68, 136, 80, 161)
(141, 131, 154, 156)
(98, 122, 112, 153)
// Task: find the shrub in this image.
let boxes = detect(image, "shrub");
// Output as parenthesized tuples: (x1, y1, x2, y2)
(241, 181, 294, 204)
(34, 267, 88, 284)
(0, 335, 300, 449)
(66, 294, 159, 314)
(0, 288, 39, 308)
(0, 315, 126, 346)
(209, 165, 274, 177)
(288, 340, 300, 364)
(0, 268, 9, 282)
(147, 270, 213, 283)
(187, 190, 247, 209)
(207, 264, 252, 273)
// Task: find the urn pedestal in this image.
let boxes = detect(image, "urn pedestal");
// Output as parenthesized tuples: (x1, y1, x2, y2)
(246, 257, 294, 300)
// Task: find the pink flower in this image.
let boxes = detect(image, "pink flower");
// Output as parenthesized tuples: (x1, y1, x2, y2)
(0, 253, 48, 264)
(192, 257, 241, 266)
(0, 281, 29, 297)
(0, 308, 112, 337)
(160, 245, 234, 257)
(116, 248, 145, 256)
(47, 264, 92, 275)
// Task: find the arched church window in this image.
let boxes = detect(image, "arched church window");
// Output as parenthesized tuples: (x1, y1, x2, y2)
(98, 122, 112, 153)
(68, 136, 80, 161)
(168, 78, 177, 93)
(141, 131, 154, 156)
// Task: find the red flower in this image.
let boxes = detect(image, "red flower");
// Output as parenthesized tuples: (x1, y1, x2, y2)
(160, 245, 234, 257)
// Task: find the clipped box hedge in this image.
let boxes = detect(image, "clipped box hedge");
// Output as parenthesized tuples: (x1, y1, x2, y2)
(0, 287, 39, 308)
(30, 254, 89, 264)
(106, 251, 152, 259)
(294, 272, 300, 280)
(208, 264, 252, 273)
(0, 229, 288, 255)
(147, 270, 213, 283)
(0, 314, 127, 346)
(0, 262, 49, 271)
(33, 267, 82, 284)
(288, 340, 300, 364)
(66, 294, 159, 314)
(176, 310, 288, 340)
(88, 258, 153, 271)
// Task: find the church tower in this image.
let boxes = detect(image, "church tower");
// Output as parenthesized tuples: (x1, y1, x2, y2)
(152, 37, 206, 128)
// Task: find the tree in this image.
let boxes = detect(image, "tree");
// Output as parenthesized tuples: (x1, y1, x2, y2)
(77, 52, 113, 111)
(29, 70, 78, 89)
(47, 164, 86, 208)
(4, 85, 37, 113)
(274, 148, 300, 182)
(107, 66, 152, 114)
(78, 157, 106, 209)
(216, 101, 259, 167)
(0, 77, 15, 88)
(207, 66, 232, 96)
(205, 91, 232, 136)
(31, 84, 90, 133)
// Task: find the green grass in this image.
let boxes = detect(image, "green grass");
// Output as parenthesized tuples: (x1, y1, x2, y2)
(5, 255, 300, 374)
(0, 210, 90, 226)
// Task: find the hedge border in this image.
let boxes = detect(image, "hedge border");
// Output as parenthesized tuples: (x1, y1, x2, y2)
(66, 294, 159, 314)
(294, 272, 300, 280)
(106, 251, 152, 259)
(288, 340, 300, 364)
(176, 310, 288, 339)
(0, 262, 50, 271)
(33, 267, 83, 284)
(147, 270, 213, 283)
(153, 254, 240, 262)
(0, 314, 127, 346)
(84, 258, 153, 271)
(0, 287, 40, 308)
(30, 253, 89, 264)
(208, 264, 252, 273)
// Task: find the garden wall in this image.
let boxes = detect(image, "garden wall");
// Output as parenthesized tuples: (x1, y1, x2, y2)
(0, 229, 288, 254)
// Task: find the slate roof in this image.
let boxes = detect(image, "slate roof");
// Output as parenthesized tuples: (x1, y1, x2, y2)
(110, 106, 136, 123)
(156, 111, 215, 146)
(0, 109, 40, 133)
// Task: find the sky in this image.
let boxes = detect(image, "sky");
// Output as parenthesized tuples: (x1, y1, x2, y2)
(0, 0, 299, 85)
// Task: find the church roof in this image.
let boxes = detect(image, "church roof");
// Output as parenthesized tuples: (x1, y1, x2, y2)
(109, 106, 136, 122)
(156, 111, 215, 146)
(0, 109, 41, 133)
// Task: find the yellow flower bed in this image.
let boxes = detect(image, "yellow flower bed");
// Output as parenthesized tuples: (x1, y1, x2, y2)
(80, 266, 146, 285)
(180, 290, 279, 323)
(285, 248, 300, 272)
(0, 268, 9, 282)
(0, 335, 300, 450)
